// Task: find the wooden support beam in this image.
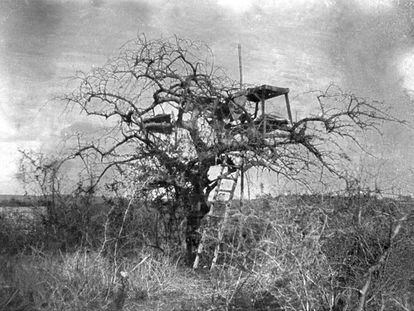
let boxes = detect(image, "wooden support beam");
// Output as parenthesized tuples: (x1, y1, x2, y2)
(261, 96, 266, 136)
(285, 93, 293, 124)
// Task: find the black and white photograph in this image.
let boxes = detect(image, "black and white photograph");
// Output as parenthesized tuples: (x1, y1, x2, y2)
(0, 0, 413, 310)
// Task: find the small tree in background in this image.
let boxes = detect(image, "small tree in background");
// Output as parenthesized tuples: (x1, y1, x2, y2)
(16, 149, 106, 250)
(17, 150, 64, 223)
(63, 34, 399, 262)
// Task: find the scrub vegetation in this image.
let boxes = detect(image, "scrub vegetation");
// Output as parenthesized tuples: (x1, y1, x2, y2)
(0, 194, 413, 310)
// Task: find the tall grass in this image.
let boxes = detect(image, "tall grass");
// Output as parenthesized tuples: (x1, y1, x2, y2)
(0, 194, 413, 310)
(199, 194, 414, 311)
(0, 249, 215, 310)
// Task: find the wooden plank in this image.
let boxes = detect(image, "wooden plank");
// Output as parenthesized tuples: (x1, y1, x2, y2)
(245, 85, 289, 102)
(285, 93, 293, 124)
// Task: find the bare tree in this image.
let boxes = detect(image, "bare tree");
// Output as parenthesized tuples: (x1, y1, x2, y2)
(17, 150, 65, 222)
(63, 35, 399, 262)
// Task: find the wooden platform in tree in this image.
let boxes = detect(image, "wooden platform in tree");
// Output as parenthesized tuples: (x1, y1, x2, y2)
(243, 85, 289, 102)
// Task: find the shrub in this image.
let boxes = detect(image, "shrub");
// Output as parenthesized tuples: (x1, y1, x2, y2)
(201, 195, 414, 311)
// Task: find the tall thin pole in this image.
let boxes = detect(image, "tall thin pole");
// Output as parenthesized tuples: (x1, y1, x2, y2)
(237, 44, 246, 251)
(240, 154, 244, 206)
(238, 44, 244, 206)
(238, 44, 243, 89)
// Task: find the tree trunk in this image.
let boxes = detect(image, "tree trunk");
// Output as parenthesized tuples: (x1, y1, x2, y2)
(185, 195, 210, 264)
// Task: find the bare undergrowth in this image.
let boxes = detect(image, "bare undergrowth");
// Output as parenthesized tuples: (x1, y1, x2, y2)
(0, 250, 215, 311)
(1, 195, 413, 311)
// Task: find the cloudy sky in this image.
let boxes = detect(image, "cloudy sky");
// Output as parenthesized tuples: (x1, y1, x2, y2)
(1, 0, 414, 195)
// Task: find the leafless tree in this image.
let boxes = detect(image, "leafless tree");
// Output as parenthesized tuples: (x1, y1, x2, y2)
(63, 35, 400, 262)
(17, 150, 65, 222)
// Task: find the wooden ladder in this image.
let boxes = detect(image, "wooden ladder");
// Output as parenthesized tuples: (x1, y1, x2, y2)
(193, 160, 241, 270)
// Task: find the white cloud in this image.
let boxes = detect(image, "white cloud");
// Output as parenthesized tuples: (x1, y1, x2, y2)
(355, 0, 394, 12)
(0, 141, 41, 194)
(0, 71, 16, 140)
(216, 0, 395, 14)
(215, 0, 335, 14)
(0, 98, 17, 141)
(0, 115, 16, 140)
(216, 0, 254, 13)
(398, 50, 414, 96)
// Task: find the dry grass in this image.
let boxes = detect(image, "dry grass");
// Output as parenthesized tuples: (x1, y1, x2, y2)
(1, 195, 413, 311)
(0, 250, 215, 311)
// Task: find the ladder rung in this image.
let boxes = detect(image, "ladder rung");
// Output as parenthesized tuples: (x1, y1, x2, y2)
(220, 176, 238, 181)
(216, 189, 234, 193)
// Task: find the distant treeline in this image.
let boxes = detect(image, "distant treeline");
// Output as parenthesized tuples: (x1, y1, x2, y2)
(0, 195, 45, 207)
(0, 194, 108, 207)
(0, 192, 412, 208)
